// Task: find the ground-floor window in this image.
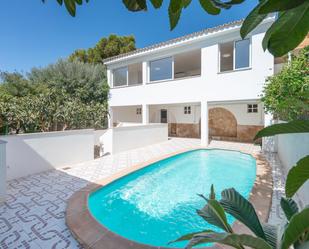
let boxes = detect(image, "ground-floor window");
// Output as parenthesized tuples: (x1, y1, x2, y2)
(136, 108, 142, 115)
(184, 106, 191, 114)
(247, 104, 258, 113)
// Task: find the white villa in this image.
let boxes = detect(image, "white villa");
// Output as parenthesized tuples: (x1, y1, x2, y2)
(103, 18, 277, 147)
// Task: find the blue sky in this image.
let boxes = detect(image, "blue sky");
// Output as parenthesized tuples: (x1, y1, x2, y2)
(0, 0, 258, 73)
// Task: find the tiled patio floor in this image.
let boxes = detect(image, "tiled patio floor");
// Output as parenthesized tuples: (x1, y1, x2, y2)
(0, 138, 284, 249)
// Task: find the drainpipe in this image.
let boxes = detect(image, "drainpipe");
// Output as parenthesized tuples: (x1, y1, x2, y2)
(0, 140, 7, 204)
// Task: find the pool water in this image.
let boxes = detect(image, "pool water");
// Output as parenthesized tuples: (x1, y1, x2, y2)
(89, 149, 256, 248)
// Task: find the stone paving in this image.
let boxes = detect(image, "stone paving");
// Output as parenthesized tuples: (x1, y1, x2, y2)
(0, 138, 284, 249)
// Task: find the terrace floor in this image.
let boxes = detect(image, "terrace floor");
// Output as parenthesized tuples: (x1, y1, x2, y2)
(0, 138, 285, 249)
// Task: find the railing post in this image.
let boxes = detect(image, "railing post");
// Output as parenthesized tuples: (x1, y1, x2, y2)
(0, 140, 7, 203)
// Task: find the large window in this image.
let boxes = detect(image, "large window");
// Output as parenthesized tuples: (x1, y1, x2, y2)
(235, 39, 250, 69)
(219, 42, 234, 72)
(219, 39, 250, 72)
(113, 63, 143, 87)
(128, 63, 143, 85)
(113, 67, 127, 87)
(174, 49, 201, 79)
(150, 57, 173, 82)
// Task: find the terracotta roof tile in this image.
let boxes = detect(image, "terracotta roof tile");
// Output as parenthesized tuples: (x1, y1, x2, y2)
(103, 19, 244, 64)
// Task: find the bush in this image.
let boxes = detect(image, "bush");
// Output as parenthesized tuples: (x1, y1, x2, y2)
(262, 46, 309, 121)
(0, 60, 109, 134)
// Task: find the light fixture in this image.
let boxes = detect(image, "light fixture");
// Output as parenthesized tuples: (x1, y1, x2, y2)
(222, 53, 231, 58)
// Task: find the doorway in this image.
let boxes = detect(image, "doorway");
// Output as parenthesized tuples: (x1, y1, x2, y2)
(160, 109, 167, 123)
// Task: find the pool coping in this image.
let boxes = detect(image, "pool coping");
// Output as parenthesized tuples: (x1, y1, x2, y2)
(65, 147, 273, 249)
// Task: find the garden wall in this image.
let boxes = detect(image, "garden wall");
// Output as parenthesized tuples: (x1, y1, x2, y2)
(0, 129, 94, 180)
(102, 123, 168, 155)
(0, 140, 6, 203)
(277, 132, 309, 206)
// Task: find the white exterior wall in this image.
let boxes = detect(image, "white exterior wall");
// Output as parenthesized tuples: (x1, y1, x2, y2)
(149, 104, 201, 124)
(0, 130, 94, 180)
(148, 102, 263, 126)
(113, 102, 264, 127)
(106, 21, 274, 108)
(103, 124, 168, 154)
(112, 106, 142, 123)
(209, 102, 264, 125)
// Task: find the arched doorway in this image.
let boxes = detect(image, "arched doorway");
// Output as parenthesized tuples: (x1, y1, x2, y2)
(209, 107, 237, 138)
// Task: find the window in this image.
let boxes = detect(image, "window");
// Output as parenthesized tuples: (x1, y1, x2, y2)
(113, 67, 127, 87)
(219, 39, 250, 72)
(184, 106, 191, 114)
(219, 42, 234, 72)
(150, 57, 173, 82)
(136, 108, 142, 115)
(128, 63, 143, 85)
(247, 104, 258, 113)
(235, 39, 250, 69)
(174, 50, 201, 79)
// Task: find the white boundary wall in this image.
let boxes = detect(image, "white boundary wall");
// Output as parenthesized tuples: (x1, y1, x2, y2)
(277, 132, 309, 206)
(0, 140, 7, 203)
(102, 124, 168, 155)
(263, 119, 309, 206)
(0, 129, 95, 180)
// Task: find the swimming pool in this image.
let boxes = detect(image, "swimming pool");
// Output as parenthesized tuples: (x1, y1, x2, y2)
(88, 149, 256, 248)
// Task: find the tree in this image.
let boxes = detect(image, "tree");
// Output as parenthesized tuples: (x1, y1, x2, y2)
(262, 46, 309, 121)
(28, 59, 109, 104)
(0, 71, 39, 97)
(68, 34, 136, 64)
(43, 0, 309, 57)
(0, 60, 109, 134)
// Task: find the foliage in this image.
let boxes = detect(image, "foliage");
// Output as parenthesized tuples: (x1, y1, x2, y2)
(0, 72, 40, 97)
(43, 0, 309, 57)
(285, 156, 309, 198)
(28, 59, 109, 103)
(254, 121, 309, 139)
(69, 34, 136, 64)
(261, 47, 309, 121)
(0, 60, 108, 134)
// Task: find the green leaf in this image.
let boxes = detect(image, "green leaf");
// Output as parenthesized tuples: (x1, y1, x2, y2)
(199, 0, 221, 15)
(254, 120, 309, 140)
(280, 197, 299, 221)
(285, 156, 309, 198)
(168, 230, 214, 244)
(183, 0, 192, 8)
(64, 0, 76, 16)
(262, 1, 309, 56)
(122, 0, 147, 11)
(150, 0, 163, 9)
(168, 0, 183, 30)
(259, 0, 306, 14)
(262, 223, 279, 249)
(220, 188, 267, 240)
(280, 207, 309, 249)
(197, 199, 233, 233)
(186, 232, 272, 249)
(209, 184, 216, 200)
(240, 0, 268, 39)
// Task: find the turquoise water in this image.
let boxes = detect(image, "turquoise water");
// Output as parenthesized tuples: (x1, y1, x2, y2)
(89, 149, 256, 248)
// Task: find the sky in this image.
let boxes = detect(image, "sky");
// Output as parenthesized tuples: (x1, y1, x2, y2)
(0, 0, 258, 73)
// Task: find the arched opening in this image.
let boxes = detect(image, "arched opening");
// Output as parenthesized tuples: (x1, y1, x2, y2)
(209, 107, 237, 138)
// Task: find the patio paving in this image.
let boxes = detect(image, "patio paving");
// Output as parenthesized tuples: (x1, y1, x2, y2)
(0, 138, 285, 249)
